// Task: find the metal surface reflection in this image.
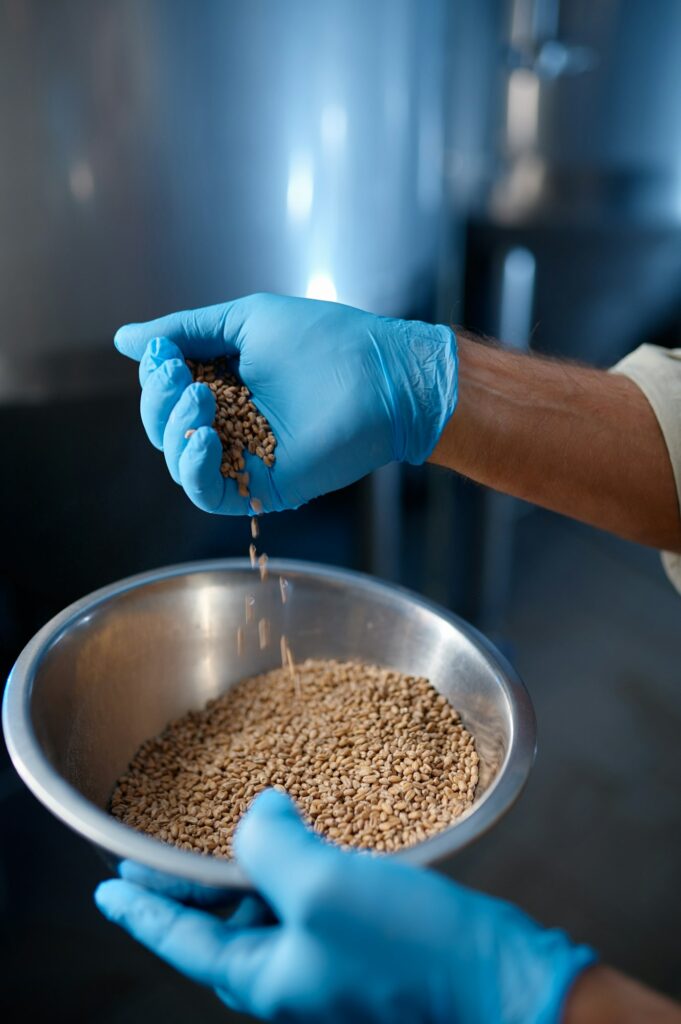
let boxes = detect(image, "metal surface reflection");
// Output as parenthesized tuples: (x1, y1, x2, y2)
(3, 559, 535, 890)
(0, 0, 447, 389)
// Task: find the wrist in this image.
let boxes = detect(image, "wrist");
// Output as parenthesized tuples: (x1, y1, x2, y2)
(434, 883, 596, 1024)
(513, 927, 597, 1024)
(564, 966, 681, 1024)
(537, 946, 598, 1024)
(394, 319, 458, 465)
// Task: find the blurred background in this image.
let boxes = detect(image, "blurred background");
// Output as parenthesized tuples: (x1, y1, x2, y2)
(1, 0, 680, 1019)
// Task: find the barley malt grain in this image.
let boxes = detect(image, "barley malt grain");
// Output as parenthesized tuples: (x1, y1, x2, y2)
(110, 659, 478, 858)
(186, 358, 277, 481)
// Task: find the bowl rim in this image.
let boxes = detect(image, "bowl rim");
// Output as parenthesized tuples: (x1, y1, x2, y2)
(2, 558, 536, 888)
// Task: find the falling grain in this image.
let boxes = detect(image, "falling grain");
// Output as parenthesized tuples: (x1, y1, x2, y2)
(258, 617, 270, 649)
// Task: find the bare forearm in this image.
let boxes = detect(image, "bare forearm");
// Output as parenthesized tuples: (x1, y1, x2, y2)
(565, 966, 681, 1023)
(430, 332, 681, 552)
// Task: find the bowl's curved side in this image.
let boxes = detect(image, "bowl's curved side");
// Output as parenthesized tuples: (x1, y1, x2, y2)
(2, 558, 537, 888)
(2, 566, 256, 888)
(392, 623, 537, 868)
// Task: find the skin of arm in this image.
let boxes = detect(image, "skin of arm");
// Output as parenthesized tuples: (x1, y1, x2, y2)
(433, 334, 681, 1018)
(565, 966, 681, 1023)
(430, 331, 681, 553)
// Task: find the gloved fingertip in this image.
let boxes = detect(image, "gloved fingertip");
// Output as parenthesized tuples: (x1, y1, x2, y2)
(233, 789, 302, 857)
(113, 326, 127, 352)
(250, 787, 299, 819)
(118, 859, 141, 881)
(163, 357, 187, 375)
(145, 357, 191, 399)
(95, 878, 130, 919)
(187, 380, 216, 408)
(139, 339, 190, 388)
(185, 423, 216, 450)
(113, 324, 142, 359)
(233, 789, 330, 916)
(179, 428, 227, 512)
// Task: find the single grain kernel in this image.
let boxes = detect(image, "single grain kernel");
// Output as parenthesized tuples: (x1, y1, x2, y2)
(280, 634, 289, 669)
(258, 617, 270, 649)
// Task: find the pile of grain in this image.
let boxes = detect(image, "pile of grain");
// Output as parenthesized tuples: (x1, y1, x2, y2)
(110, 658, 478, 856)
(186, 358, 276, 483)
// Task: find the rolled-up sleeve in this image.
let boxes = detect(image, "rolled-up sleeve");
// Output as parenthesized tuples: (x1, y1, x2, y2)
(612, 344, 681, 592)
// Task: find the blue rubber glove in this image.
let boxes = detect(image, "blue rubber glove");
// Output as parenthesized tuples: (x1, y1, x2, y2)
(113, 293, 457, 513)
(96, 790, 595, 1023)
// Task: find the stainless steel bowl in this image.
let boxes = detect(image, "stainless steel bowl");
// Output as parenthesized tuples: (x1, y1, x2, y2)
(3, 559, 536, 889)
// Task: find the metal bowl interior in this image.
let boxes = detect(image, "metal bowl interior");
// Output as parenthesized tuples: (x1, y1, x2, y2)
(3, 559, 536, 889)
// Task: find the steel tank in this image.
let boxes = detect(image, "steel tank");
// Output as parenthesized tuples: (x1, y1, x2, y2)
(434, 0, 681, 629)
(0, 0, 447, 378)
(494, 0, 681, 224)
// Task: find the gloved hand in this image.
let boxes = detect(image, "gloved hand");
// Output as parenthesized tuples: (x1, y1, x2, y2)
(95, 789, 595, 1023)
(113, 293, 457, 513)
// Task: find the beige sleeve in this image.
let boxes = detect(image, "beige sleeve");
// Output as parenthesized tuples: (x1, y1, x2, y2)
(611, 344, 681, 593)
